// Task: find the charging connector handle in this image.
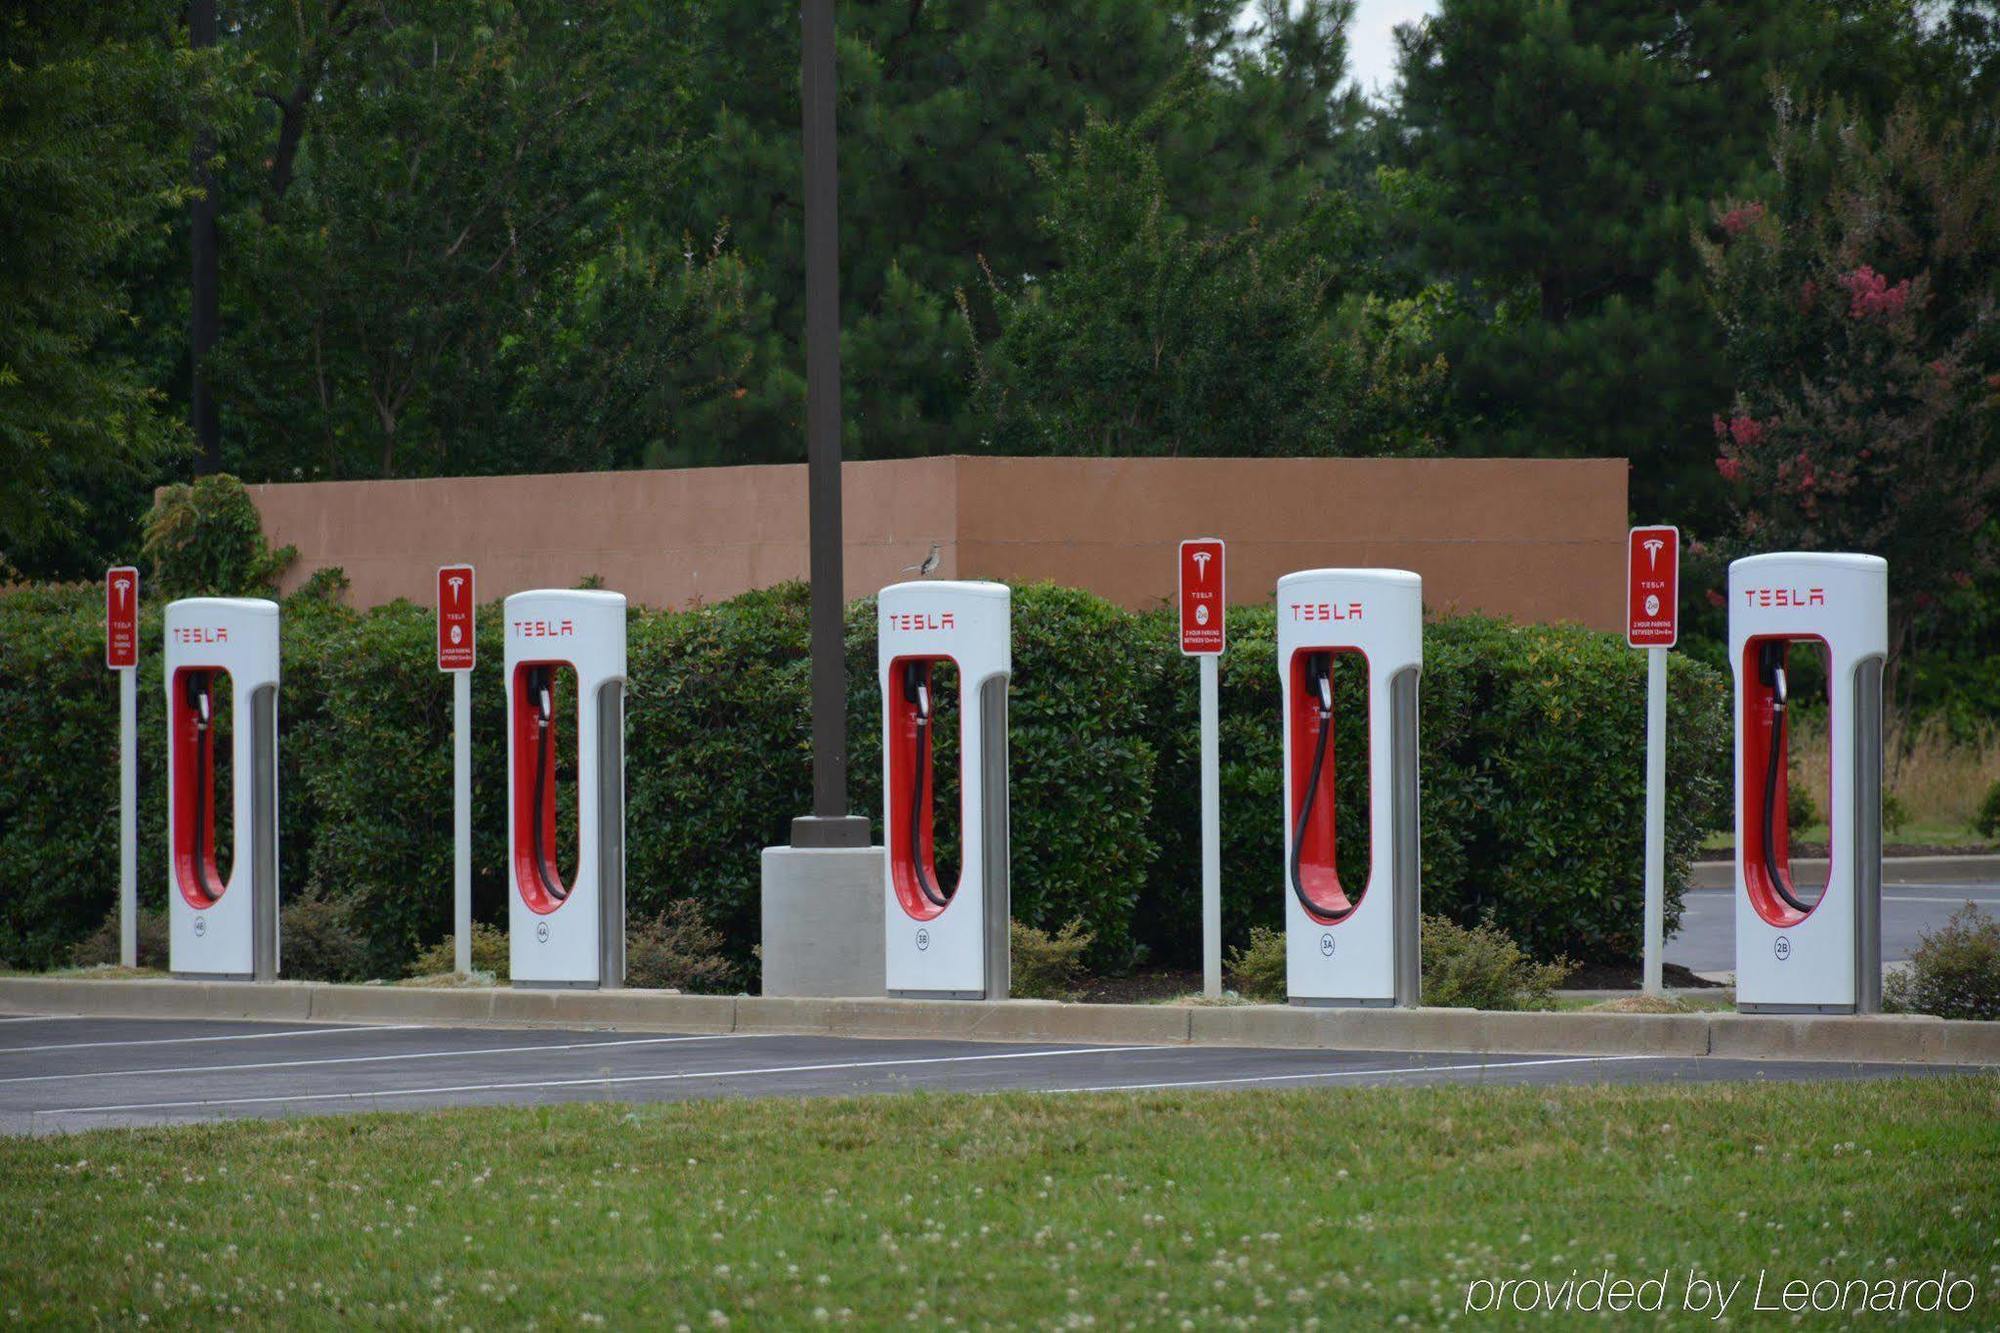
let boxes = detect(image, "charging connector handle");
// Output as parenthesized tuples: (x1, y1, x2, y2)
(1290, 653, 1357, 924)
(904, 661, 952, 908)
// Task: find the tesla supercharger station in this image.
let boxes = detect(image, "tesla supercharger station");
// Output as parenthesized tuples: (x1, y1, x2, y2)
(165, 598, 280, 980)
(879, 581, 1010, 999)
(1730, 553, 1886, 1013)
(505, 590, 627, 989)
(1276, 570, 1422, 1006)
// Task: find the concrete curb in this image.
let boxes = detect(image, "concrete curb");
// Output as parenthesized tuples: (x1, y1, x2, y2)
(2, 977, 1993, 1067)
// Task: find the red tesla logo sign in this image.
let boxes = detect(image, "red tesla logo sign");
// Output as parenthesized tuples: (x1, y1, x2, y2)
(105, 566, 138, 669)
(437, 565, 475, 671)
(1179, 538, 1225, 655)
(1626, 526, 1679, 648)
(885, 611, 956, 632)
(1741, 586, 1826, 608)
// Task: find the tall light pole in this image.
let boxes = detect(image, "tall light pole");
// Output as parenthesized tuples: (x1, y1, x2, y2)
(190, 0, 221, 471)
(791, 0, 869, 849)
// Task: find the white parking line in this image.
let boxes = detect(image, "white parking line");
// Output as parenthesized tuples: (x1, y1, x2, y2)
(0, 1033, 761, 1085)
(1051, 1054, 1662, 1093)
(0, 1016, 86, 1024)
(43, 1045, 1165, 1116)
(1882, 895, 2000, 905)
(0, 1024, 421, 1055)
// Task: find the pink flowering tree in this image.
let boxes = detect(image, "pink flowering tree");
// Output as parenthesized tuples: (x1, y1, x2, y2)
(1697, 93, 2000, 672)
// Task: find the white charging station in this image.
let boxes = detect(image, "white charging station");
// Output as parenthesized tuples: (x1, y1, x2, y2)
(879, 580, 1010, 999)
(505, 589, 627, 989)
(1276, 570, 1422, 1006)
(165, 597, 281, 980)
(1730, 552, 1886, 1013)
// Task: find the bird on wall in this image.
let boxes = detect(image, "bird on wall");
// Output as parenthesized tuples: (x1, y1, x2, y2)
(903, 543, 941, 577)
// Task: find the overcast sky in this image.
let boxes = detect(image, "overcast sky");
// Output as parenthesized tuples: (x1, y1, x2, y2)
(1341, 0, 1436, 99)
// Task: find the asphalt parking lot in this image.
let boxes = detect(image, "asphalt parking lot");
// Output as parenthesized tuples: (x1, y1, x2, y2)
(0, 1015, 1983, 1136)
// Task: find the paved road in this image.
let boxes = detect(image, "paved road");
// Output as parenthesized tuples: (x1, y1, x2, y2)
(0, 1016, 1982, 1136)
(1667, 879, 2000, 975)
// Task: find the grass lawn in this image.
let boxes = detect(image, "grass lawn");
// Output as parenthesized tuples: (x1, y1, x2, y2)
(2, 1079, 1996, 1328)
(1700, 822, 1995, 854)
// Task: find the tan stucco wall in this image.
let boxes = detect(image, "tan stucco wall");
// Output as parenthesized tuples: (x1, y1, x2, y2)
(248, 456, 1627, 630)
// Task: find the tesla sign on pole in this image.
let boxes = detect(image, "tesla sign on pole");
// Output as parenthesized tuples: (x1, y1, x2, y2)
(1627, 526, 1678, 996)
(438, 566, 476, 671)
(1179, 538, 1225, 997)
(107, 567, 139, 966)
(438, 565, 475, 973)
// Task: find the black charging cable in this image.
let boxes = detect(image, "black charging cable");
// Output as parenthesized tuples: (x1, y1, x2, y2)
(904, 661, 952, 908)
(1290, 652, 1357, 923)
(528, 667, 569, 902)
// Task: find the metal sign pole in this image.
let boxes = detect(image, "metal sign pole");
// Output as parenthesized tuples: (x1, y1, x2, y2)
(1200, 652, 1221, 998)
(1643, 646, 1667, 995)
(454, 667, 472, 975)
(120, 666, 137, 968)
(1178, 537, 1226, 998)
(1626, 524, 1678, 998)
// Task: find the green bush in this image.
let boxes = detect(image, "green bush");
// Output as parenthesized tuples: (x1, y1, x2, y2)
(1145, 611, 1729, 967)
(0, 584, 149, 967)
(279, 887, 371, 982)
(1882, 790, 1912, 835)
(1976, 780, 2000, 840)
(1788, 768, 1820, 831)
(296, 596, 511, 976)
(628, 582, 1157, 972)
(1008, 917, 1094, 1000)
(1, 578, 1730, 981)
(140, 474, 296, 599)
(625, 901, 737, 993)
(1884, 904, 2000, 1021)
(408, 922, 510, 981)
(1420, 913, 1574, 1010)
(68, 907, 169, 970)
(1225, 925, 1286, 1002)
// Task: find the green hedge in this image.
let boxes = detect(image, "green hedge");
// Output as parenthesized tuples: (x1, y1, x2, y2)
(0, 579, 1730, 976)
(1138, 609, 1729, 964)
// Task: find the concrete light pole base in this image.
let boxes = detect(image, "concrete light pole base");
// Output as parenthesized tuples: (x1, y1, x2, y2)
(760, 844, 886, 996)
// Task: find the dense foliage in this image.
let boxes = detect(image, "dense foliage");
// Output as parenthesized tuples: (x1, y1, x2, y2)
(1700, 97, 2000, 670)
(0, 578, 1728, 979)
(10, 3, 1991, 579)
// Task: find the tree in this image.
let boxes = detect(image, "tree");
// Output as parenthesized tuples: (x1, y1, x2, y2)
(1392, 0, 1928, 526)
(1700, 94, 2000, 678)
(966, 114, 1447, 457)
(673, 0, 1369, 462)
(210, 0, 707, 479)
(0, 7, 196, 578)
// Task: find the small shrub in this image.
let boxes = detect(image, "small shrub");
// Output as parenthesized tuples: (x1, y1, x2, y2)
(1420, 913, 1573, 1011)
(626, 900, 737, 993)
(280, 889, 371, 982)
(67, 908, 169, 969)
(1883, 904, 2000, 1020)
(1882, 790, 1912, 835)
(1226, 925, 1287, 1003)
(408, 921, 510, 980)
(1788, 768, 1819, 831)
(1972, 779, 2000, 840)
(141, 473, 296, 598)
(1009, 917, 1094, 999)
